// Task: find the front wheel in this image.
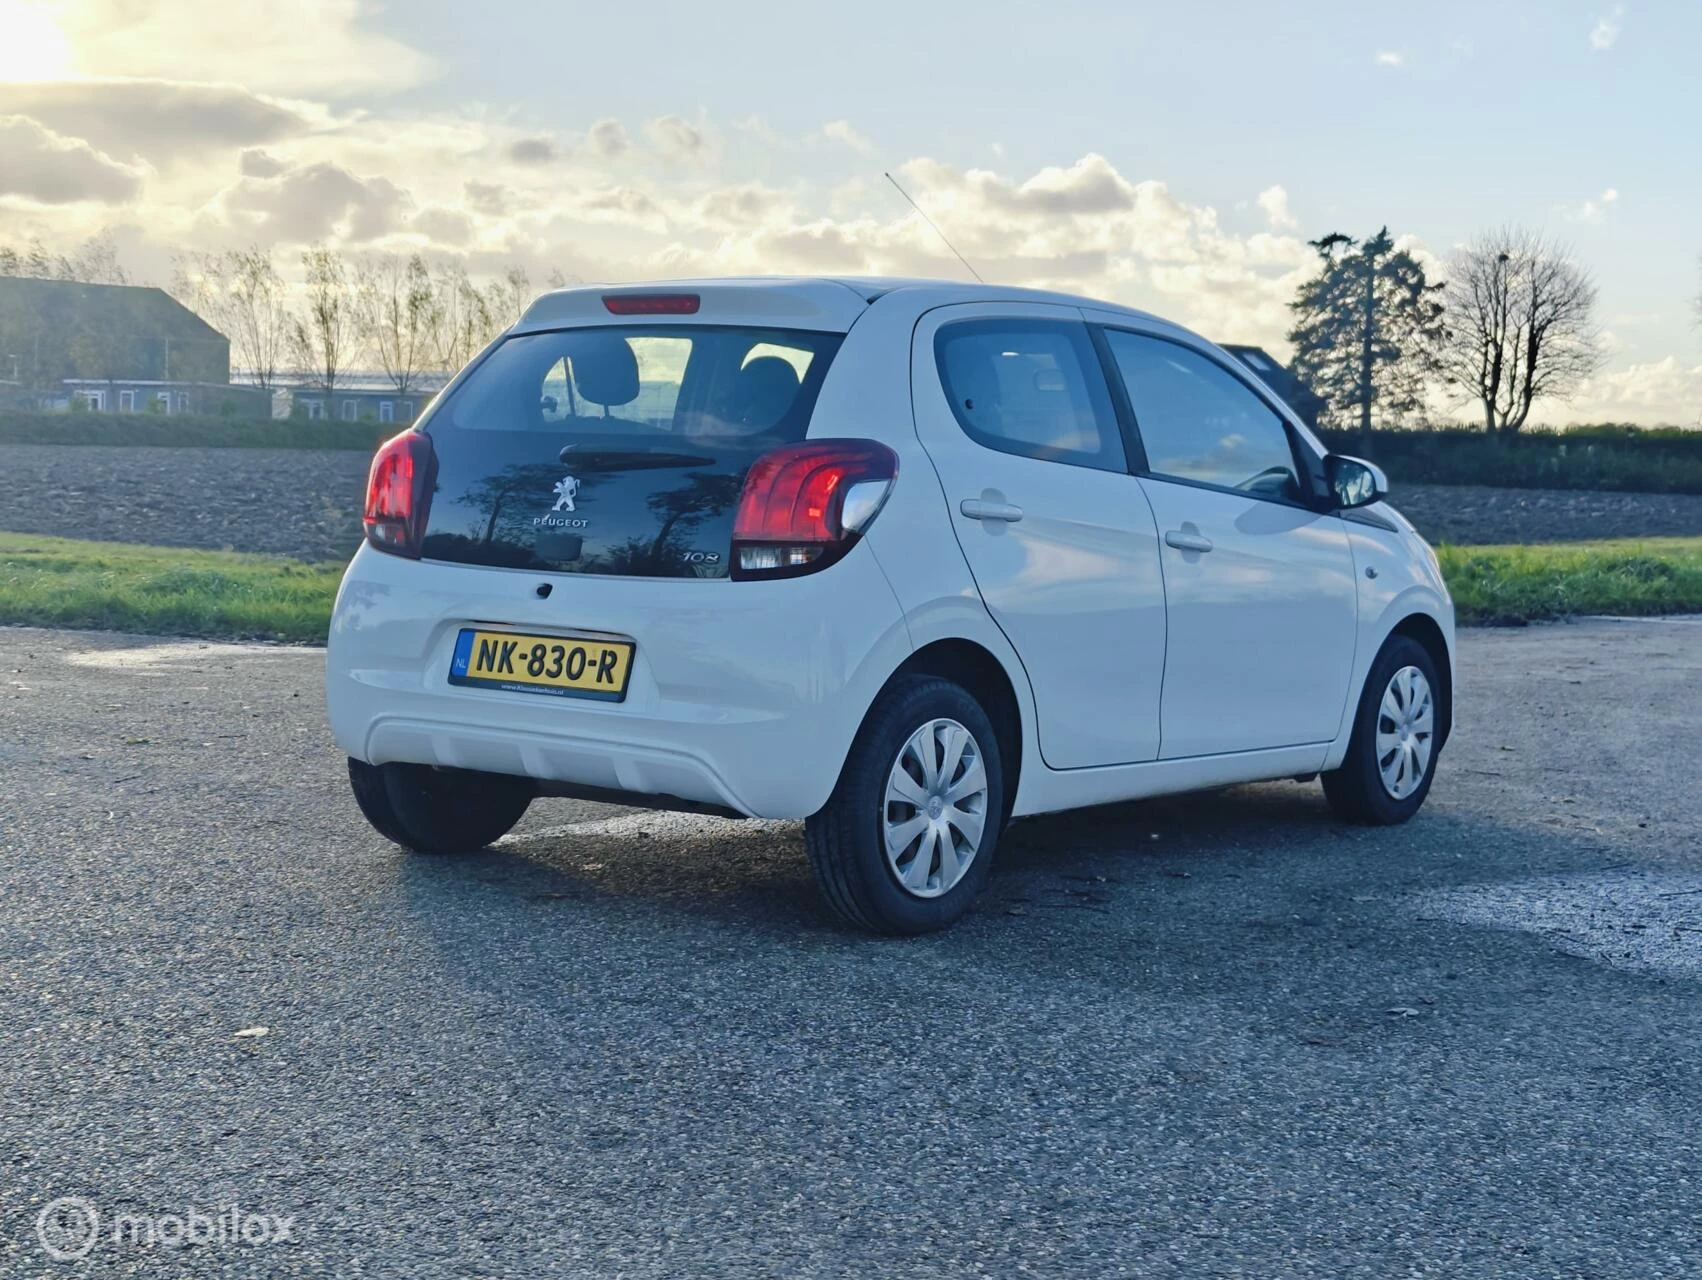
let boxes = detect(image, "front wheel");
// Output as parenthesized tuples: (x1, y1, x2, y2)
(1321, 636, 1443, 825)
(806, 676, 1005, 935)
(348, 759, 534, 853)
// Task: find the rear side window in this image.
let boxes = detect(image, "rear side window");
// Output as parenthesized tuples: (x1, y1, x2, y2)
(935, 320, 1125, 472)
(1102, 331, 1303, 502)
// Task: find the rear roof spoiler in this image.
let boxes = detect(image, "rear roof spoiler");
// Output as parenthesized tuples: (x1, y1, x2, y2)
(517, 279, 870, 334)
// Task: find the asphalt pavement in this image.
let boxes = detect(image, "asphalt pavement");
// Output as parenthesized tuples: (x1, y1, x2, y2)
(1, 619, 1700, 1277)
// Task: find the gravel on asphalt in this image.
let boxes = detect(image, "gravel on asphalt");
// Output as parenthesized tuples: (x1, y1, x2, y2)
(0, 618, 1699, 1277)
(2, 443, 1699, 560)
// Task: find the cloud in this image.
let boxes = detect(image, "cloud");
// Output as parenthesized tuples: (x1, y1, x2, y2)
(463, 181, 508, 216)
(508, 120, 633, 166)
(219, 160, 409, 242)
(53, 0, 433, 94)
(1565, 357, 1702, 426)
(1590, 5, 1625, 50)
(821, 120, 873, 154)
(507, 137, 558, 166)
(574, 186, 668, 233)
(910, 152, 1140, 218)
(239, 149, 287, 179)
(689, 183, 797, 231)
(1256, 185, 1297, 230)
(689, 153, 1317, 346)
(408, 207, 473, 247)
(1375, 50, 1405, 67)
(586, 118, 630, 159)
(0, 115, 142, 204)
(1564, 187, 1620, 222)
(0, 80, 308, 163)
(646, 114, 710, 161)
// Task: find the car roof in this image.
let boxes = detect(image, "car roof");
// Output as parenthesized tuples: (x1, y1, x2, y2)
(515, 275, 1169, 334)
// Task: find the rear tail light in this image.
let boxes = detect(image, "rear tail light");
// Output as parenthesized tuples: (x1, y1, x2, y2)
(731, 439, 898, 580)
(603, 292, 700, 315)
(363, 430, 436, 557)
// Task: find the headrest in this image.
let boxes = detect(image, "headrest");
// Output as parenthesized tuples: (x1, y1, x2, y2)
(733, 356, 800, 430)
(570, 335, 640, 407)
(954, 355, 1002, 427)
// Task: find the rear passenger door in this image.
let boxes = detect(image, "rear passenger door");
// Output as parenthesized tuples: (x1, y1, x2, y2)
(1092, 322, 1358, 759)
(911, 303, 1167, 769)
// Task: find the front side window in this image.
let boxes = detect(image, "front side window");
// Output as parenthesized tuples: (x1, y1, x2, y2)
(935, 320, 1124, 472)
(1103, 331, 1302, 501)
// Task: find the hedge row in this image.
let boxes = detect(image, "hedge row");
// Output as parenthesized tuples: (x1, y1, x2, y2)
(3, 409, 1699, 494)
(0, 410, 389, 451)
(1314, 425, 1702, 494)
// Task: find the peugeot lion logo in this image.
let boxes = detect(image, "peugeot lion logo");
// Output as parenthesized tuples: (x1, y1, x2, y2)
(551, 474, 580, 512)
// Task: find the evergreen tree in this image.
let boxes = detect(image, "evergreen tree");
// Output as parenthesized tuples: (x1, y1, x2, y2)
(1287, 228, 1444, 452)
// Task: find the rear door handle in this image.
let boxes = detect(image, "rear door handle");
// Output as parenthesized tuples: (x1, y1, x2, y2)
(960, 499, 1024, 523)
(1164, 530, 1214, 553)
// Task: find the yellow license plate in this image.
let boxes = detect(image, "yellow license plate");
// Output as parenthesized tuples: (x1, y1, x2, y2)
(449, 629, 634, 702)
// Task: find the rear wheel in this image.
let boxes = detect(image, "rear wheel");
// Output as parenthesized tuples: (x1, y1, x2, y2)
(1321, 636, 1442, 825)
(347, 759, 534, 853)
(806, 676, 1005, 934)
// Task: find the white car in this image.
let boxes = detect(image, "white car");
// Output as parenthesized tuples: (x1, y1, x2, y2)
(327, 278, 1453, 934)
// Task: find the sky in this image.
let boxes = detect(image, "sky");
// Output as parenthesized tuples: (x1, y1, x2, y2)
(0, 0, 1698, 424)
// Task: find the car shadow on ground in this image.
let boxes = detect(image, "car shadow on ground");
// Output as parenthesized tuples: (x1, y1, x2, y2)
(388, 774, 1636, 962)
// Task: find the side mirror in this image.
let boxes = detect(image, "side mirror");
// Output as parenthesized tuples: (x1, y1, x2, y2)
(1325, 454, 1388, 509)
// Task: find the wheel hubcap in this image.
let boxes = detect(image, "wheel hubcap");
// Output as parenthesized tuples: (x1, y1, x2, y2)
(1375, 665, 1435, 801)
(883, 717, 989, 899)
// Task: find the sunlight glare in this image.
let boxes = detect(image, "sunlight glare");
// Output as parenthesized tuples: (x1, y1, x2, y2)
(0, 2, 74, 81)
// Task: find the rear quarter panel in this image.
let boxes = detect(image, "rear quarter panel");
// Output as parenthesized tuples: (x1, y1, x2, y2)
(806, 294, 1047, 813)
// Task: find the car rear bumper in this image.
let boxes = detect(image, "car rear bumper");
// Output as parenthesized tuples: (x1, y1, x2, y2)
(325, 543, 911, 818)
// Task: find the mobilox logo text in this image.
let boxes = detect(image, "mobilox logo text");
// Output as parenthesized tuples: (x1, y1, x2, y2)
(36, 1196, 297, 1261)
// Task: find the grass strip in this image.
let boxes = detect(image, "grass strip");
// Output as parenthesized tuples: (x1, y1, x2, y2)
(1, 533, 1699, 642)
(0, 533, 341, 642)
(1438, 537, 1702, 625)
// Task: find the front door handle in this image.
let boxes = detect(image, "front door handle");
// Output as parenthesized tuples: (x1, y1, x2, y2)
(1164, 530, 1214, 553)
(960, 499, 1024, 523)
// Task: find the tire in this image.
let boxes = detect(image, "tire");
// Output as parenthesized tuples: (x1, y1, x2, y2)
(347, 758, 534, 853)
(805, 675, 1005, 935)
(1321, 635, 1443, 825)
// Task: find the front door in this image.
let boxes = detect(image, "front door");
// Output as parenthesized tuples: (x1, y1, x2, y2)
(911, 304, 1167, 769)
(1095, 324, 1359, 759)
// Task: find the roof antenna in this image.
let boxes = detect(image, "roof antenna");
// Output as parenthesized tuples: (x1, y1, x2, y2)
(883, 172, 984, 283)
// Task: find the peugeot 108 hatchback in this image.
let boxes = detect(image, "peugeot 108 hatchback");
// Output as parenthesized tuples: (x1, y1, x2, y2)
(327, 277, 1454, 934)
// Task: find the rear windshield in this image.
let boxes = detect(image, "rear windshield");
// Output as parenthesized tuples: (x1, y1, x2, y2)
(418, 325, 844, 578)
(428, 325, 842, 443)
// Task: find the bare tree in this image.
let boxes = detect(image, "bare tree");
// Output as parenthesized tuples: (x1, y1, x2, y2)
(430, 262, 502, 374)
(357, 253, 440, 394)
(288, 245, 363, 403)
(485, 265, 533, 330)
(172, 248, 289, 389)
(1440, 228, 1605, 436)
(0, 232, 129, 284)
